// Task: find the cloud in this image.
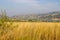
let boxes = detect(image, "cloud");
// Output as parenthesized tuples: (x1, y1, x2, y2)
(9, 0, 39, 7)
(10, 0, 37, 3)
(6, 0, 60, 15)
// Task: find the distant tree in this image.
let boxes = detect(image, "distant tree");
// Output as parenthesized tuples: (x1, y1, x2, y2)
(48, 14, 52, 19)
(28, 19, 33, 22)
(1, 10, 8, 22)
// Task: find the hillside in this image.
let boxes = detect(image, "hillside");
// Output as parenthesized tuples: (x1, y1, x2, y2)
(10, 12, 60, 22)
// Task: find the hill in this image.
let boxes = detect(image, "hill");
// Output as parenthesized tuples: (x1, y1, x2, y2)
(9, 12, 60, 22)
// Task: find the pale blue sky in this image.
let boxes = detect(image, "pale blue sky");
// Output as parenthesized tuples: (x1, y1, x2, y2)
(0, 0, 60, 16)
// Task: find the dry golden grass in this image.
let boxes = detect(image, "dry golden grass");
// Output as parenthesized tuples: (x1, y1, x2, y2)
(0, 22, 60, 40)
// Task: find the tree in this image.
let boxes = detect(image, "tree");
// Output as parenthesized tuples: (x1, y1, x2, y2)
(1, 10, 8, 22)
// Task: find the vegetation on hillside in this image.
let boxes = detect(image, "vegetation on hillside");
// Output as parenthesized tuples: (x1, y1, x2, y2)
(10, 12, 60, 22)
(0, 10, 60, 22)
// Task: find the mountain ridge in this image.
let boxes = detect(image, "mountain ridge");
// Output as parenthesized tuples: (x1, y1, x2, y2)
(11, 12, 60, 22)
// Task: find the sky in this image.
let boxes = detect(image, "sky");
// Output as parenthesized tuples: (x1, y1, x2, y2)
(0, 0, 60, 16)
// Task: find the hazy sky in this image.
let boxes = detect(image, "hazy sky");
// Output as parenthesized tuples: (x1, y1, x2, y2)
(0, 0, 60, 16)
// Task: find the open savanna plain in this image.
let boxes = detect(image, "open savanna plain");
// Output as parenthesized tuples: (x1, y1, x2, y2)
(0, 22, 60, 40)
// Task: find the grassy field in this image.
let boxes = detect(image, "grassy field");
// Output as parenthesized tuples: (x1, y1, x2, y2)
(0, 22, 60, 40)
